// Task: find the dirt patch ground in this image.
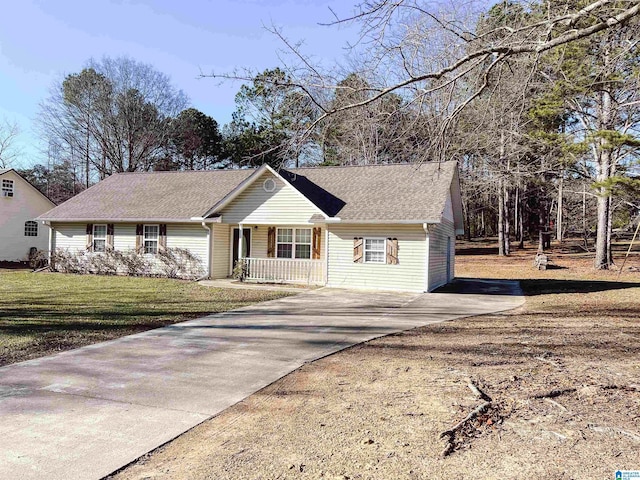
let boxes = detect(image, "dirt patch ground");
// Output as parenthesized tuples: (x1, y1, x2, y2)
(110, 240, 640, 480)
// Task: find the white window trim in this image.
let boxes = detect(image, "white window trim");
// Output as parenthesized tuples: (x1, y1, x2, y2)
(24, 221, 38, 237)
(363, 237, 387, 264)
(276, 227, 312, 260)
(2, 179, 14, 197)
(93, 224, 107, 253)
(143, 224, 160, 255)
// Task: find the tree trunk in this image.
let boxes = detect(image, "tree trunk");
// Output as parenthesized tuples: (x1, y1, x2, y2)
(556, 177, 563, 243)
(594, 86, 614, 269)
(607, 195, 614, 265)
(514, 186, 519, 244)
(504, 182, 511, 256)
(582, 183, 588, 246)
(85, 125, 90, 188)
(498, 176, 505, 256)
(518, 198, 524, 249)
(463, 198, 472, 241)
(595, 192, 610, 268)
(538, 191, 546, 253)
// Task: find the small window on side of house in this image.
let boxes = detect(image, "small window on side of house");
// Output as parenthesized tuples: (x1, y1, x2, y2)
(2, 179, 14, 197)
(144, 224, 159, 254)
(93, 224, 107, 252)
(364, 238, 386, 264)
(24, 221, 38, 237)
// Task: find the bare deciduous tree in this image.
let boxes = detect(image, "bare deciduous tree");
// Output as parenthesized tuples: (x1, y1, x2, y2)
(0, 118, 22, 168)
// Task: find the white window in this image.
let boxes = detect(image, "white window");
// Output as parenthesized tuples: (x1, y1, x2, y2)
(93, 224, 107, 252)
(364, 238, 386, 263)
(295, 228, 312, 259)
(144, 224, 159, 254)
(24, 221, 38, 237)
(276, 228, 293, 258)
(2, 179, 14, 197)
(276, 228, 312, 259)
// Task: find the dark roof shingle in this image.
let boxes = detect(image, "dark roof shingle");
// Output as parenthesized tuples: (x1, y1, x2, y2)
(38, 161, 458, 224)
(39, 170, 253, 221)
(285, 161, 457, 222)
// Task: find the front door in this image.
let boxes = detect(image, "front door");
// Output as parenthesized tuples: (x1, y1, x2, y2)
(232, 228, 251, 268)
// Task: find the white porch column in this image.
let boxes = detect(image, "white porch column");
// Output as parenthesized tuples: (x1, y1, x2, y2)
(238, 223, 244, 261)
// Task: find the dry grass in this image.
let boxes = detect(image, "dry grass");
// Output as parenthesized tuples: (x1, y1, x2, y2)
(0, 271, 291, 366)
(107, 239, 640, 479)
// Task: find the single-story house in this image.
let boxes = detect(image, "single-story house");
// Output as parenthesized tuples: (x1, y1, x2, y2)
(37, 161, 463, 292)
(0, 169, 55, 262)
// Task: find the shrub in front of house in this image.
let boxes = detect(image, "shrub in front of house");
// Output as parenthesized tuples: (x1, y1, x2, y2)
(51, 247, 205, 280)
(157, 247, 207, 279)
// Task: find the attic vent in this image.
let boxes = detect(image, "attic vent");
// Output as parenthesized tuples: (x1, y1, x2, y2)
(263, 178, 276, 193)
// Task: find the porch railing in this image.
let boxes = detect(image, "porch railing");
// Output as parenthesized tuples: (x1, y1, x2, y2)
(244, 257, 324, 285)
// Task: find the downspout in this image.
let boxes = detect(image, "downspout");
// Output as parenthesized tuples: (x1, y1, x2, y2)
(423, 223, 430, 293)
(197, 221, 211, 281)
(44, 221, 54, 269)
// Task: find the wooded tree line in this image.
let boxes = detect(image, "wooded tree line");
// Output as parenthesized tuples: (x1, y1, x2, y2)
(22, 1, 640, 269)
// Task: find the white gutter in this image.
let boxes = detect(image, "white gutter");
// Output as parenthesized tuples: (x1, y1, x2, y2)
(191, 216, 222, 223)
(200, 221, 212, 279)
(36, 217, 217, 223)
(311, 218, 441, 225)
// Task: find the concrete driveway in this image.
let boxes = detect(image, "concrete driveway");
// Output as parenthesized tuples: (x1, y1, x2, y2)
(0, 280, 523, 480)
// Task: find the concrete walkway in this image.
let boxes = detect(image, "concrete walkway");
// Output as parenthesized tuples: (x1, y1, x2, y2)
(0, 280, 523, 480)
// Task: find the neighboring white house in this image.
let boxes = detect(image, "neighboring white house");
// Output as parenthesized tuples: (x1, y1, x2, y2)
(0, 169, 55, 262)
(38, 162, 464, 292)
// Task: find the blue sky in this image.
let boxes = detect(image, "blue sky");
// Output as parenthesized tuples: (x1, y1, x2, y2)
(0, 0, 357, 168)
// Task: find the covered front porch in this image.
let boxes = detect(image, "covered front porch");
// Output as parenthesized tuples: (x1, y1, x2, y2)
(226, 223, 326, 286)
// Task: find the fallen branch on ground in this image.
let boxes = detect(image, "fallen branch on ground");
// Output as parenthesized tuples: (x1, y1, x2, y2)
(588, 424, 640, 442)
(440, 379, 493, 457)
(531, 387, 577, 399)
(544, 398, 568, 411)
(531, 384, 639, 400)
(602, 384, 640, 393)
(535, 356, 563, 369)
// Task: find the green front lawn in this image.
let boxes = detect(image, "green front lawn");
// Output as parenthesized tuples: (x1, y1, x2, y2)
(0, 272, 291, 366)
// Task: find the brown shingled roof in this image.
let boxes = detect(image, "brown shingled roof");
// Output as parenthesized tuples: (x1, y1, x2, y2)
(38, 161, 459, 224)
(39, 169, 253, 221)
(284, 161, 458, 222)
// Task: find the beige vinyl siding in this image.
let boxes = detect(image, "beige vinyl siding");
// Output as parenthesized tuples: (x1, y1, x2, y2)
(220, 171, 322, 225)
(165, 224, 208, 263)
(0, 170, 54, 261)
(327, 224, 426, 292)
(53, 222, 209, 274)
(211, 223, 230, 279)
(113, 224, 136, 250)
(53, 223, 88, 252)
(427, 219, 455, 291)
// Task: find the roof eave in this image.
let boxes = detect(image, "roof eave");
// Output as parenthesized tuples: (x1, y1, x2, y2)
(40, 217, 219, 223)
(313, 219, 441, 225)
